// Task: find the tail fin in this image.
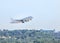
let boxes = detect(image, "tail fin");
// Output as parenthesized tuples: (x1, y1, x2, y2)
(11, 18, 14, 21)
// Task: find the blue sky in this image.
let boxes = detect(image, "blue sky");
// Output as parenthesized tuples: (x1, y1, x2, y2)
(0, 0, 60, 31)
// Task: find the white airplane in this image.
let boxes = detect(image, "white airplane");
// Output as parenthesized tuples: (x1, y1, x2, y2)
(10, 16, 33, 23)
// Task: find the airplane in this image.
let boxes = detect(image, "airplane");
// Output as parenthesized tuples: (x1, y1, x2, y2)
(10, 16, 33, 23)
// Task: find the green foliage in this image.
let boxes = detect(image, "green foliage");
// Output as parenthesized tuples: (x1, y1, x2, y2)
(0, 30, 60, 43)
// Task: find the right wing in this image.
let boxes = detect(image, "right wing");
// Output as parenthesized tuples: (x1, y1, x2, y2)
(22, 16, 33, 22)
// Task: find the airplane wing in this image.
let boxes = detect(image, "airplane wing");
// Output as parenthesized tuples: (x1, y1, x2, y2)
(22, 16, 33, 22)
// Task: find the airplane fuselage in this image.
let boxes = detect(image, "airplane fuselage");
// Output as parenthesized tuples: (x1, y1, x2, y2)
(10, 16, 33, 23)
